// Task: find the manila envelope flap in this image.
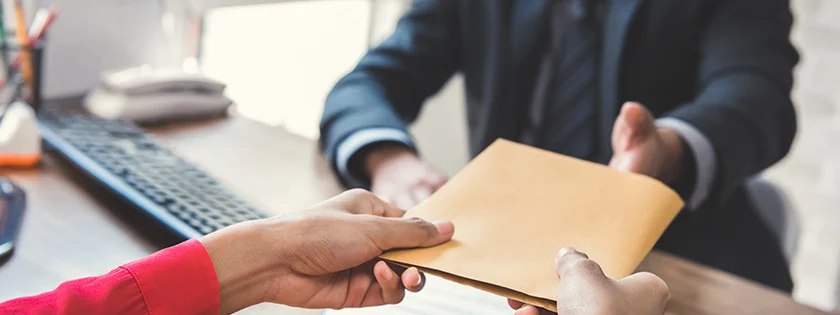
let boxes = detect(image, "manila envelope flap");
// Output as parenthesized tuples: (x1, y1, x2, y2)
(380, 139, 684, 312)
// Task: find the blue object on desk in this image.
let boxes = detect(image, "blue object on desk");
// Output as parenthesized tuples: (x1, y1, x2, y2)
(0, 177, 26, 260)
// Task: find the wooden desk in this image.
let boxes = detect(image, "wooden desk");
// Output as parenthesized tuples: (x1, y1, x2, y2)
(0, 116, 829, 315)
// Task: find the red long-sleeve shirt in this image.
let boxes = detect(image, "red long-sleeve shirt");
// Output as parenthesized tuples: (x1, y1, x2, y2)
(0, 240, 220, 314)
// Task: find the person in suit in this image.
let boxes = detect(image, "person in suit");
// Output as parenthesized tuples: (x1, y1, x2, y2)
(319, 0, 799, 291)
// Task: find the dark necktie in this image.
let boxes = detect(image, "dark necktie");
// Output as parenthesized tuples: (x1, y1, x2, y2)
(535, 0, 600, 160)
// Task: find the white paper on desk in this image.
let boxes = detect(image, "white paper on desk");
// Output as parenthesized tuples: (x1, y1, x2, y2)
(321, 274, 511, 315)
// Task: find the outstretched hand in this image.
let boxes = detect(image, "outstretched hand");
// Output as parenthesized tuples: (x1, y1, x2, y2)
(510, 248, 670, 315)
(200, 189, 455, 313)
(609, 102, 685, 184)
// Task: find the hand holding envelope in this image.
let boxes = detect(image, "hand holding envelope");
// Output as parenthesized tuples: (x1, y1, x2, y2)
(511, 247, 670, 315)
(380, 139, 684, 312)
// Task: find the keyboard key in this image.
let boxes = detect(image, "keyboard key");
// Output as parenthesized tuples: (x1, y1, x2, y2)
(176, 210, 192, 221)
(188, 218, 203, 228)
(167, 203, 184, 213)
(150, 194, 168, 204)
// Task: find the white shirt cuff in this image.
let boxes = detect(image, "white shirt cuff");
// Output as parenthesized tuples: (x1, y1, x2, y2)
(335, 128, 415, 187)
(656, 117, 717, 210)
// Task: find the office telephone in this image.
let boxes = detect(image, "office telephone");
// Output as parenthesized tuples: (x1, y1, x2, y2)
(84, 66, 233, 123)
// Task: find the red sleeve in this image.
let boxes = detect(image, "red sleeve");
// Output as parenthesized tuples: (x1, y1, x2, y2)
(0, 239, 220, 315)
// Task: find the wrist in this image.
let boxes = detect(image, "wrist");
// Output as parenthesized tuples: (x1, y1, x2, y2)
(364, 143, 418, 178)
(200, 219, 292, 313)
(656, 127, 686, 184)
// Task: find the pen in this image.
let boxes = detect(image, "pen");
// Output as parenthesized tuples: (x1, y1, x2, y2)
(0, 6, 58, 91)
(28, 8, 53, 38)
(12, 0, 33, 93)
(7, 7, 56, 73)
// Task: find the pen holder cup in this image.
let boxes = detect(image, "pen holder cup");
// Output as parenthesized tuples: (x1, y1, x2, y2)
(1, 35, 46, 110)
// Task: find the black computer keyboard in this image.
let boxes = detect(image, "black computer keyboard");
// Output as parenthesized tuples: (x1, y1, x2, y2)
(38, 113, 267, 239)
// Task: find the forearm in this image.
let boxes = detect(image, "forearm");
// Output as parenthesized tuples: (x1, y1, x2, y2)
(319, 0, 459, 174)
(333, 128, 416, 187)
(0, 240, 219, 315)
(665, 74, 796, 206)
(200, 219, 288, 314)
(655, 118, 712, 210)
(656, 0, 797, 208)
(319, 82, 414, 169)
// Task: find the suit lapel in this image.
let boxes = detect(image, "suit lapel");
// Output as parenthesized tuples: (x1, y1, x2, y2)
(598, 0, 643, 161)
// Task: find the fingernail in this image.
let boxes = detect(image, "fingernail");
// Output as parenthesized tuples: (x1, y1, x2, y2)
(410, 267, 422, 286)
(614, 158, 632, 172)
(433, 220, 454, 235)
(558, 247, 576, 258)
(383, 266, 394, 281)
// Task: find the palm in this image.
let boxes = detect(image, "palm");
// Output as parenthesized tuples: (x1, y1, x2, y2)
(609, 102, 666, 179)
(612, 136, 662, 176)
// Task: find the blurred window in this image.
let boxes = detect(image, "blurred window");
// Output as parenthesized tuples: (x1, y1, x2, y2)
(196, 0, 373, 139)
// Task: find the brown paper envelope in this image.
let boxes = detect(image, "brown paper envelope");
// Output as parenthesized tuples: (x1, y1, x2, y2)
(380, 139, 684, 312)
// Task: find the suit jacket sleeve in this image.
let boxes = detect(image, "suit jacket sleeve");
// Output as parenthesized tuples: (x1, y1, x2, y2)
(319, 0, 460, 170)
(0, 240, 220, 315)
(664, 0, 798, 209)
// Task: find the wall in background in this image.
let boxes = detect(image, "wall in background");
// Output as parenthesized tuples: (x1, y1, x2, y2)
(766, 0, 840, 310)
(33, 0, 171, 98)
(200, 0, 372, 139)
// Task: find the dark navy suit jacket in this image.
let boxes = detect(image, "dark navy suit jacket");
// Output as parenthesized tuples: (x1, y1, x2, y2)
(320, 0, 799, 291)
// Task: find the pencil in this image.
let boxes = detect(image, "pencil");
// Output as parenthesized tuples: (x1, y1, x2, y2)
(0, 6, 58, 91)
(12, 0, 33, 93)
(9, 6, 56, 70)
